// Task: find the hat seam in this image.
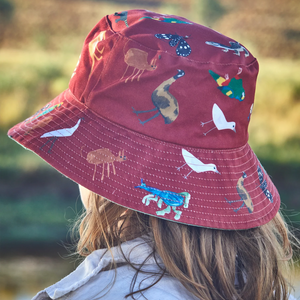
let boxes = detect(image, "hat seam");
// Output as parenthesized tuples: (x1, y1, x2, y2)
(16, 93, 250, 159)
(110, 160, 259, 192)
(36, 142, 276, 223)
(23, 107, 267, 194)
(21, 121, 276, 217)
(12, 120, 278, 226)
(86, 34, 122, 105)
(79, 31, 116, 102)
(24, 119, 259, 190)
(67, 90, 250, 153)
(20, 105, 260, 192)
(115, 32, 258, 67)
(104, 13, 257, 67)
(23, 115, 255, 187)
(105, 14, 114, 33)
(91, 167, 277, 222)
(34, 137, 256, 192)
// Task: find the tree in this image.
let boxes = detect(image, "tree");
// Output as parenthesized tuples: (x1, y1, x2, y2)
(0, 0, 14, 45)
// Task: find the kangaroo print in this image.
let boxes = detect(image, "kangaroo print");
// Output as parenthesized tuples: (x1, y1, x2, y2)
(120, 47, 157, 83)
(84, 148, 126, 181)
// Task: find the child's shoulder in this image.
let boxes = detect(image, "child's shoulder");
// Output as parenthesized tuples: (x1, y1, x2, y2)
(111, 264, 199, 300)
(32, 262, 198, 300)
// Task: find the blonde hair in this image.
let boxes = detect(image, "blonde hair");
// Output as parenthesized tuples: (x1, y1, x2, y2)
(74, 192, 295, 300)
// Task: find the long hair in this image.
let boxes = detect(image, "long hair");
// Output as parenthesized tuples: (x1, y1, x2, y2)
(73, 192, 295, 300)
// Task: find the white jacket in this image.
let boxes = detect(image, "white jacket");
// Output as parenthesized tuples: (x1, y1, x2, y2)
(32, 237, 297, 300)
(32, 237, 199, 300)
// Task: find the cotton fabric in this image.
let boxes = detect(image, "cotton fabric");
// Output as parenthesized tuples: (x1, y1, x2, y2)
(32, 237, 199, 300)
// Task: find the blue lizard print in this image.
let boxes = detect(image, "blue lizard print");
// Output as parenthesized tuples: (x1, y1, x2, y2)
(135, 179, 190, 220)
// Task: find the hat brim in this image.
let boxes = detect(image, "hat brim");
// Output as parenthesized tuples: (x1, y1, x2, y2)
(8, 89, 280, 230)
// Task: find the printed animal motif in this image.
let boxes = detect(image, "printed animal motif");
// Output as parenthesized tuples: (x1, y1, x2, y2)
(205, 41, 249, 57)
(89, 31, 106, 73)
(114, 11, 129, 27)
(26, 102, 63, 123)
(24, 116, 53, 135)
(257, 165, 273, 203)
(201, 103, 236, 136)
(135, 179, 190, 220)
(177, 149, 220, 179)
(209, 68, 245, 101)
(140, 16, 192, 24)
(155, 33, 191, 57)
(132, 69, 185, 125)
(120, 48, 157, 83)
(71, 55, 81, 79)
(225, 172, 253, 213)
(40, 119, 82, 153)
(248, 103, 254, 121)
(85, 148, 126, 181)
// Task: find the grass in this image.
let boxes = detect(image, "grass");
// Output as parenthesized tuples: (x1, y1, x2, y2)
(0, 49, 78, 130)
(0, 167, 83, 255)
(249, 58, 300, 152)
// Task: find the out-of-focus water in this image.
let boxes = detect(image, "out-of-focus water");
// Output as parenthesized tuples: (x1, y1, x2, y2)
(0, 257, 76, 300)
(0, 256, 300, 300)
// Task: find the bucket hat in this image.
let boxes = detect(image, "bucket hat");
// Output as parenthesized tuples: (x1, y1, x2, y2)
(8, 9, 280, 230)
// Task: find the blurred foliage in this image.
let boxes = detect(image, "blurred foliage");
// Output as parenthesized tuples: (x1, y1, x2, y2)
(214, 0, 300, 59)
(0, 0, 14, 20)
(0, 0, 299, 250)
(198, 0, 227, 27)
(0, 163, 82, 254)
(0, 0, 14, 46)
(0, 49, 75, 129)
(249, 59, 300, 156)
(0, 256, 75, 300)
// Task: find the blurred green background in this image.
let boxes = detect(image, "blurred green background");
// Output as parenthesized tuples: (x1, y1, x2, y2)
(0, 0, 300, 299)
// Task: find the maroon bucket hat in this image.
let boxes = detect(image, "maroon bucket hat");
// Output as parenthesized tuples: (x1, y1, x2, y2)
(8, 9, 280, 230)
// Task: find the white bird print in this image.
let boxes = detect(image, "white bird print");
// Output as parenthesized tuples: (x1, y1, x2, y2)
(201, 103, 236, 136)
(40, 118, 82, 153)
(177, 149, 220, 179)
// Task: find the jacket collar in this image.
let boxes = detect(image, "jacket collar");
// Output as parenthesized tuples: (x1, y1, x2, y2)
(33, 237, 159, 300)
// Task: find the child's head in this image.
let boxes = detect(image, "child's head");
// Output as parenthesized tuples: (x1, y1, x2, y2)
(77, 189, 292, 300)
(8, 9, 294, 300)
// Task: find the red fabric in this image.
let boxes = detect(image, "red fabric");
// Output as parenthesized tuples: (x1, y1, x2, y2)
(8, 10, 279, 229)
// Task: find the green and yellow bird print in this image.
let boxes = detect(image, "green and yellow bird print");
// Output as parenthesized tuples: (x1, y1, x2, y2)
(209, 68, 245, 101)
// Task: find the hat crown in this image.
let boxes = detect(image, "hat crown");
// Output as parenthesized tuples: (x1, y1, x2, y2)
(69, 9, 258, 150)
